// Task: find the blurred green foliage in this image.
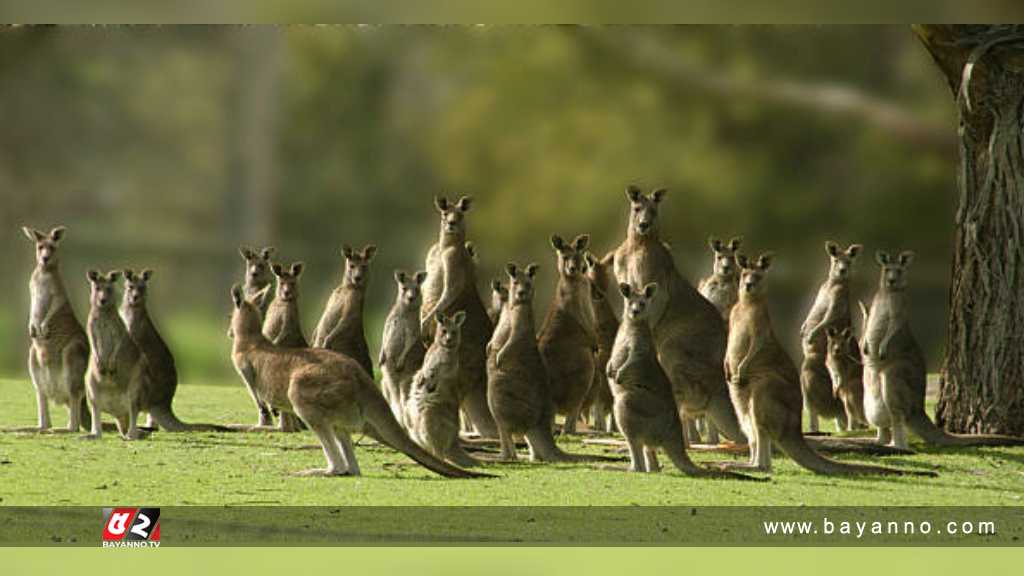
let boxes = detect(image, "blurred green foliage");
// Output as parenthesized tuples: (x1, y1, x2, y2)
(0, 26, 957, 381)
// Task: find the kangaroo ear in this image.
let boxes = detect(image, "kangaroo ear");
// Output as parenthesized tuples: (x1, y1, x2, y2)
(464, 241, 476, 259)
(875, 250, 891, 266)
(23, 227, 43, 242)
(260, 247, 275, 261)
(362, 245, 377, 262)
(826, 241, 841, 257)
(456, 196, 473, 212)
(728, 236, 743, 252)
(414, 271, 428, 285)
(49, 226, 66, 242)
(141, 269, 153, 281)
(491, 278, 502, 292)
(643, 282, 658, 299)
(123, 269, 136, 282)
(736, 254, 750, 269)
(107, 270, 122, 283)
(708, 236, 723, 252)
(550, 234, 566, 252)
(898, 251, 915, 267)
(394, 270, 407, 284)
(618, 282, 632, 299)
(625, 185, 643, 203)
(847, 244, 863, 259)
(573, 234, 590, 252)
(271, 263, 284, 277)
(231, 284, 244, 308)
(87, 269, 101, 283)
(291, 262, 304, 277)
(757, 252, 775, 271)
(505, 263, 518, 278)
(239, 246, 254, 260)
(452, 310, 467, 327)
(342, 244, 355, 260)
(436, 311, 448, 325)
(434, 195, 449, 212)
(583, 251, 597, 269)
(525, 263, 539, 278)
(650, 188, 667, 203)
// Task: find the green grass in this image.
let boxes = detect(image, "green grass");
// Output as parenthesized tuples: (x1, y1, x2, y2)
(0, 378, 1022, 506)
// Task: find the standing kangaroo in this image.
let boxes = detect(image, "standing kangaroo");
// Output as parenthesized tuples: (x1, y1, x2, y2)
(825, 326, 867, 431)
(23, 226, 90, 432)
(380, 270, 428, 423)
(488, 279, 508, 326)
(608, 282, 758, 480)
(799, 241, 863, 433)
(697, 236, 742, 320)
(421, 196, 498, 437)
(538, 234, 597, 435)
(722, 253, 931, 476)
(229, 285, 488, 478)
(84, 270, 151, 440)
(862, 251, 1024, 449)
(234, 245, 276, 426)
(312, 244, 376, 377)
(581, 251, 618, 433)
(121, 269, 226, 432)
(406, 311, 482, 467)
(607, 186, 742, 443)
(264, 262, 308, 349)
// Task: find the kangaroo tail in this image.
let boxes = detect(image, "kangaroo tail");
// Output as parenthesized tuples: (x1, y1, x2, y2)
(779, 434, 936, 477)
(906, 410, 1024, 447)
(663, 437, 764, 481)
(148, 404, 230, 432)
(364, 392, 494, 478)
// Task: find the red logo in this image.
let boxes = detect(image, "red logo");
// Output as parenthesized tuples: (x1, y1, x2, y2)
(102, 508, 161, 546)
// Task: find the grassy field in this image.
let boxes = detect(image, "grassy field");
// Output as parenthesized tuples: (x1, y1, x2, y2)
(0, 377, 1022, 506)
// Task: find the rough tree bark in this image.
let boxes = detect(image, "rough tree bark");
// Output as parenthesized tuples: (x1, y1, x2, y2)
(915, 25, 1024, 435)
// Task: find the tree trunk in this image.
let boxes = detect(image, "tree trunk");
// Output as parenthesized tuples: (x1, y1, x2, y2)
(915, 25, 1024, 435)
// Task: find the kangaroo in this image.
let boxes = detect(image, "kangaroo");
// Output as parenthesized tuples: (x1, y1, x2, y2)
(607, 186, 743, 443)
(799, 241, 862, 433)
(229, 285, 488, 478)
(312, 244, 376, 377)
(862, 251, 1024, 449)
(722, 253, 932, 476)
(607, 282, 760, 479)
(234, 245, 276, 425)
(421, 195, 498, 437)
(406, 311, 482, 467)
(581, 251, 617, 433)
(83, 270, 153, 441)
(697, 236, 742, 320)
(380, 270, 428, 424)
(825, 326, 867, 431)
(264, 262, 308, 349)
(488, 279, 508, 326)
(22, 226, 90, 432)
(538, 234, 597, 435)
(120, 268, 227, 432)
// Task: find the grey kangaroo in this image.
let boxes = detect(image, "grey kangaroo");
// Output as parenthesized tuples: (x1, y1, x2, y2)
(380, 270, 428, 424)
(606, 186, 742, 443)
(312, 244, 376, 377)
(421, 195, 498, 437)
(581, 251, 618, 433)
(234, 245, 276, 425)
(23, 226, 90, 432)
(862, 251, 1024, 449)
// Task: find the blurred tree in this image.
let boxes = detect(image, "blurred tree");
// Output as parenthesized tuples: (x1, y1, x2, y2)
(917, 25, 1024, 435)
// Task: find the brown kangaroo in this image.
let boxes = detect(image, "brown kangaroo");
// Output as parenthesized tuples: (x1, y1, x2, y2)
(229, 284, 490, 478)
(121, 269, 227, 432)
(421, 195, 498, 437)
(862, 251, 1024, 449)
(799, 241, 862, 433)
(608, 282, 760, 480)
(488, 278, 508, 326)
(824, 326, 868, 431)
(723, 253, 934, 476)
(380, 270, 428, 424)
(581, 251, 618, 433)
(538, 234, 597, 435)
(606, 186, 742, 443)
(22, 226, 90, 433)
(234, 245, 276, 426)
(312, 244, 376, 377)
(697, 236, 742, 320)
(264, 262, 309, 349)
